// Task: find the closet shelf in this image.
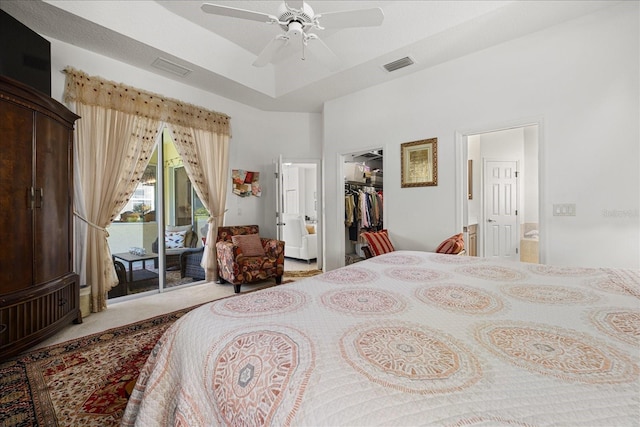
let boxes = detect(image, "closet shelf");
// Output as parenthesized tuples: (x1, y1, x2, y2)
(345, 180, 382, 189)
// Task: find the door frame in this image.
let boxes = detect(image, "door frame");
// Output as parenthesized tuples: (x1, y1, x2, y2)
(278, 157, 323, 270)
(338, 146, 385, 262)
(455, 117, 546, 263)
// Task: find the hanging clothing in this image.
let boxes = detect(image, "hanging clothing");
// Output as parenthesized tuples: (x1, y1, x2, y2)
(345, 194, 355, 227)
(345, 184, 383, 240)
(360, 190, 370, 228)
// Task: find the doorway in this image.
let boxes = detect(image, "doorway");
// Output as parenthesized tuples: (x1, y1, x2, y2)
(459, 125, 540, 263)
(277, 159, 322, 273)
(106, 128, 207, 301)
(342, 148, 384, 263)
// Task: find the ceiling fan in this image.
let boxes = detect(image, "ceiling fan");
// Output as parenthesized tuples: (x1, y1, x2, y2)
(201, 1, 384, 70)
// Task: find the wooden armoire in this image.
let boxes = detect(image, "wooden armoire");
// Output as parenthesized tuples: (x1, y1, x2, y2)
(0, 75, 81, 360)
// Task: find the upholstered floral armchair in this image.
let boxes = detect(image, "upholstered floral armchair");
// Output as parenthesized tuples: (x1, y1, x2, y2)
(215, 225, 284, 293)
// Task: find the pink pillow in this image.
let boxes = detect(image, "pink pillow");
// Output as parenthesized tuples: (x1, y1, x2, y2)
(435, 233, 464, 254)
(361, 229, 395, 257)
(231, 234, 265, 257)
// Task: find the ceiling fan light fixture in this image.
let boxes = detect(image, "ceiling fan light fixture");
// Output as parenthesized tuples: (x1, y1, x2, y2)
(277, 2, 315, 31)
(287, 21, 304, 37)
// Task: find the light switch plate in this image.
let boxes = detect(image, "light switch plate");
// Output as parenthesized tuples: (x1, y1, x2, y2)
(553, 203, 576, 216)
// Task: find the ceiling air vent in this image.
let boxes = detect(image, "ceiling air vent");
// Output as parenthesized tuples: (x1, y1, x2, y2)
(383, 56, 414, 72)
(151, 57, 193, 77)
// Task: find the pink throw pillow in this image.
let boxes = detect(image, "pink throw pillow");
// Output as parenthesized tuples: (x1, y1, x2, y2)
(231, 234, 265, 257)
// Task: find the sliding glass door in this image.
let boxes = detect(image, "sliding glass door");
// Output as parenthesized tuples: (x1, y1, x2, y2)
(107, 149, 161, 299)
(106, 128, 207, 300)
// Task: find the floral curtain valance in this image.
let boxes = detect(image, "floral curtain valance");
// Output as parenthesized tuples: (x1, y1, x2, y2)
(63, 67, 231, 136)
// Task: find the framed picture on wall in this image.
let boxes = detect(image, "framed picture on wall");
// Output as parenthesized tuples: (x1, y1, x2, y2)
(401, 138, 438, 187)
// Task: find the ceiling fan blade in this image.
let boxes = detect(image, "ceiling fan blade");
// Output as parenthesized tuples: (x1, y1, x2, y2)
(317, 8, 384, 29)
(285, 0, 304, 10)
(305, 35, 341, 72)
(253, 36, 289, 67)
(201, 3, 278, 23)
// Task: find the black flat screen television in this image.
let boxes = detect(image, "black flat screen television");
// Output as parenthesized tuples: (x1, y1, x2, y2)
(0, 9, 51, 96)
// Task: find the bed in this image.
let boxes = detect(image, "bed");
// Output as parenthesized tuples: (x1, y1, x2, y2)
(122, 251, 639, 426)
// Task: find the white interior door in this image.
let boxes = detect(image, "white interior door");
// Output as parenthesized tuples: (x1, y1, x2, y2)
(275, 155, 285, 241)
(283, 165, 299, 214)
(484, 160, 519, 261)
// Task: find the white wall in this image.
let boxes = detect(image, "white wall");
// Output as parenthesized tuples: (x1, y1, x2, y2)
(523, 125, 539, 224)
(48, 38, 321, 240)
(323, 2, 639, 270)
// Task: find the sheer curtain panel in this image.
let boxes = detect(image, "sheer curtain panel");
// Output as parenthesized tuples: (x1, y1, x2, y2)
(167, 125, 230, 281)
(63, 68, 231, 311)
(69, 105, 160, 311)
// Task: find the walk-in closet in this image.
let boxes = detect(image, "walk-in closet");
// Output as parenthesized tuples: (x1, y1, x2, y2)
(344, 149, 383, 263)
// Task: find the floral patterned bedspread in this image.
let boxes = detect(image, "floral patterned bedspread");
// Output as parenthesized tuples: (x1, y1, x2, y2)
(122, 251, 640, 426)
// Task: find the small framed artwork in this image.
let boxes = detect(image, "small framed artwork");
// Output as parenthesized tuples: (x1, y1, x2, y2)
(232, 169, 261, 197)
(401, 138, 437, 187)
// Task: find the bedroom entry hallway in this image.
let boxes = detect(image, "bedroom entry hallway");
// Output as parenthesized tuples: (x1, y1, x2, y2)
(277, 158, 322, 273)
(459, 123, 541, 263)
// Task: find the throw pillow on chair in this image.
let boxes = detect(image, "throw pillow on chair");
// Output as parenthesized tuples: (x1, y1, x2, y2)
(231, 234, 266, 257)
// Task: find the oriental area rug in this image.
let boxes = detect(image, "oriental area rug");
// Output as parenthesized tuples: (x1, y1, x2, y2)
(283, 269, 322, 278)
(0, 274, 309, 427)
(0, 307, 194, 427)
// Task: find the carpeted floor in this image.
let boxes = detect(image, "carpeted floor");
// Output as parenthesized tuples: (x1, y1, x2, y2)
(0, 307, 192, 427)
(0, 272, 318, 427)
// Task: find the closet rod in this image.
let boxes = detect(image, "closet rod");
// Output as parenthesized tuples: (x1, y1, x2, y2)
(345, 180, 382, 189)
